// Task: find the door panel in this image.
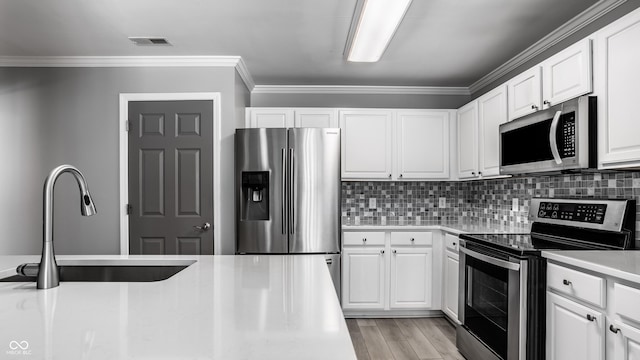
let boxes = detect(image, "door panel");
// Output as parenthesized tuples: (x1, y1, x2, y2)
(129, 100, 214, 255)
(288, 128, 340, 253)
(390, 248, 432, 309)
(235, 128, 288, 253)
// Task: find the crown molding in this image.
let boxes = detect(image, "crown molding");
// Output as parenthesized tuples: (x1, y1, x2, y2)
(0, 55, 255, 92)
(469, 0, 628, 94)
(252, 85, 470, 96)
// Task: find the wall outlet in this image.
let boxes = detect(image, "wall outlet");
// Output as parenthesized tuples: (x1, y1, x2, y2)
(369, 198, 376, 209)
(512, 198, 519, 212)
(439, 197, 446, 208)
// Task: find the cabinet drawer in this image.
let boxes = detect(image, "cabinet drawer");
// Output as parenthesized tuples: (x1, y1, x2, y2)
(547, 262, 605, 308)
(390, 232, 432, 246)
(444, 233, 459, 252)
(343, 232, 385, 246)
(614, 283, 640, 321)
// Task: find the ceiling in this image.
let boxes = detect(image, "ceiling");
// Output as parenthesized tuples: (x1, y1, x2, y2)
(0, 0, 600, 87)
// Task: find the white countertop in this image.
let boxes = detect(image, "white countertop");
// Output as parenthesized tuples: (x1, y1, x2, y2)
(0, 255, 356, 360)
(542, 250, 640, 284)
(342, 222, 529, 235)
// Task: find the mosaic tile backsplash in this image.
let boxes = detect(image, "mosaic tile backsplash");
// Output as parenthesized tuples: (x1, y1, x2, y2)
(342, 171, 640, 239)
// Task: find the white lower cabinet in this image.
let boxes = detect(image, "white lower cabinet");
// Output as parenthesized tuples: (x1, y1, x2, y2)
(546, 291, 605, 360)
(342, 247, 385, 310)
(389, 247, 432, 309)
(546, 261, 640, 360)
(342, 230, 441, 314)
(442, 233, 459, 322)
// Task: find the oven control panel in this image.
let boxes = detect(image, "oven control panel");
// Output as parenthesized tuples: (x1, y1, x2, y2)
(537, 202, 607, 224)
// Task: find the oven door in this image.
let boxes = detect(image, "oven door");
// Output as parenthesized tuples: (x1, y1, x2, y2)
(457, 242, 527, 360)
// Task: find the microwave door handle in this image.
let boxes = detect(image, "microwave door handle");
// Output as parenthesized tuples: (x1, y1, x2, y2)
(549, 110, 563, 165)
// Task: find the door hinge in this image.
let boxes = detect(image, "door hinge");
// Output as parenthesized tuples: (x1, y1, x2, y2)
(125, 120, 131, 132)
(126, 204, 132, 215)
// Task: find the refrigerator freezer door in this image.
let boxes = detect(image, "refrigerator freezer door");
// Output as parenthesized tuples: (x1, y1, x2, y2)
(288, 128, 341, 253)
(236, 128, 288, 253)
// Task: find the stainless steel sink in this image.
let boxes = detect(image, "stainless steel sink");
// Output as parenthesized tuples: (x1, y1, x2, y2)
(0, 259, 196, 283)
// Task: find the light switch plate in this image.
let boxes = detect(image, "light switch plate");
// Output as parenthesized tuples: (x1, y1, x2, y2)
(512, 198, 519, 212)
(439, 197, 446, 208)
(369, 198, 376, 209)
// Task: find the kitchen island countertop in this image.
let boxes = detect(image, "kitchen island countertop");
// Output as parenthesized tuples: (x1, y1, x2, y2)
(0, 254, 356, 359)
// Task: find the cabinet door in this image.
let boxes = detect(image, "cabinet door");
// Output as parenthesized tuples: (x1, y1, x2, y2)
(294, 109, 338, 128)
(477, 85, 508, 177)
(457, 101, 478, 179)
(542, 39, 592, 108)
(611, 321, 640, 360)
(396, 110, 450, 180)
(389, 247, 432, 309)
(342, 247, 386, 310)
(442, 250, 459, 322)
(340, 110, 393, 179)
(546, 292, 605, 360)
(596, 10, 640, 169)
(247, 108, 294, 128)
(508, 66, 542, 120)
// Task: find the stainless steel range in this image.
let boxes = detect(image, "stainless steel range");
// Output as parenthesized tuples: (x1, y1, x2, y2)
(457, 198, 636, 360)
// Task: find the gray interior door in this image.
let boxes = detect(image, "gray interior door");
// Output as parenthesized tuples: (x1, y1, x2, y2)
(128, 100, 214, 255)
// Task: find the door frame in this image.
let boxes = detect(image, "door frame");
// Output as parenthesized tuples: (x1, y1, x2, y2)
(118, 92, 222, 255)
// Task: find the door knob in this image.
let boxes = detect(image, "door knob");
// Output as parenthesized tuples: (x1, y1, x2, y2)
(194, 222, 211, 232)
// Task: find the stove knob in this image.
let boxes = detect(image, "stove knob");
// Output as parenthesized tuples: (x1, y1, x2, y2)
(552, 211, 558, 218)
(538, 210, 546, 217)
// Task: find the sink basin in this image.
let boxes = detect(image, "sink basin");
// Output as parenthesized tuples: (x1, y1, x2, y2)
(0, 259, 196, 282)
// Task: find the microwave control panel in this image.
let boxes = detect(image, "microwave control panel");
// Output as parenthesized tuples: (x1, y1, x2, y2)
(538, 201, 607, 224)
(560, 112, 576, 158)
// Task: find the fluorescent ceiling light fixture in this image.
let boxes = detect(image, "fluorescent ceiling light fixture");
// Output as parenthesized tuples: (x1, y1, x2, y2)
(346, 0, 413, 62)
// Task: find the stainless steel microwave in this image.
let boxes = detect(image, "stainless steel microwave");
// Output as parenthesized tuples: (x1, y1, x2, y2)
(499, 95, 597, 175)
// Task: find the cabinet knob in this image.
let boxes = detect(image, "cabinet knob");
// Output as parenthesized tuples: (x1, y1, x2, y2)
(410, 238, 415, 242)
(562, 279, 572, 286)
(471, 172, 476, 176)
(399, 174, 403, 178)
(543, 100, 550, 105)
(531, 105, 539, 110)
(380, 250, 385, 255)
(586, 314, 596, 322)
(478, 171, 482, 176)
(453, 242, 456, 246)
(393, 249, 397, 254)
(388, 174, 392, 178)
(363, 238, 367, 242)
(609, 324, 620, 334)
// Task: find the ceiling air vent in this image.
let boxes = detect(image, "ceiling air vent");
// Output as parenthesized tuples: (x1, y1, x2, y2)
(128, 37, 171, 46)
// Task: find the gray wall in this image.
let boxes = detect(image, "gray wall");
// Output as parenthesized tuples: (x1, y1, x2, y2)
(0, 66, 243, 255)
(472, 0, 640, 98)
(251, 92, 470, 109)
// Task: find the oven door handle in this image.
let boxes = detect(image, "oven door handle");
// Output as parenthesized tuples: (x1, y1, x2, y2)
(460, 246, 521, 271)
(549, 110, 563, 165)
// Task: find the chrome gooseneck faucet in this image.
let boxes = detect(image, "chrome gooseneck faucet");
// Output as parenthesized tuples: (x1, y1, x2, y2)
(37, 165, 97, 289)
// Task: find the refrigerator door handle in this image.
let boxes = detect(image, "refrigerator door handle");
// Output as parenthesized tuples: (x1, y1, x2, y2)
(289, 148, 295, 235)
(281, 148, 287, 234)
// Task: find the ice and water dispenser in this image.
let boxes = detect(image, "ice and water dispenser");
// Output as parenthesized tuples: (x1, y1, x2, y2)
(240, 172, 269, 220)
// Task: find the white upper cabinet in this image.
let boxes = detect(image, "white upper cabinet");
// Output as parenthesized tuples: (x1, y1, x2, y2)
(478, 85, 508, 177)
(340, 109, 394, 179)
(507, 66, 543, 120)
(395, 110, 451, 180)
(246, 108, 294, 128)
(595, 9, 640, 169)
(294, 108, 338, 128)
(457, 101, 479, 179)
(542, 39, 592, 108)
(508, 39, 592, 121)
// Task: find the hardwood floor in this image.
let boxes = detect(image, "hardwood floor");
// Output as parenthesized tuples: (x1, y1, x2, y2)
(346, 317, 465, 360)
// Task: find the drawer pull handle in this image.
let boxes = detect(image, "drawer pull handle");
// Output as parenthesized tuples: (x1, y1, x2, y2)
(609, 325, 620, 334)
(410, 238, 415, 242)
(363, 238, 367, 242)
(380, 250, 385, 255)
(393, 249, 397, 254)
(562, 279, 572, 286)
(586, 314, 596, 322)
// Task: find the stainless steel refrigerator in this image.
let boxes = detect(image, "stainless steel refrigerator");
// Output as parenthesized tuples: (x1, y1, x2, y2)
(235, 128, 341, 297)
